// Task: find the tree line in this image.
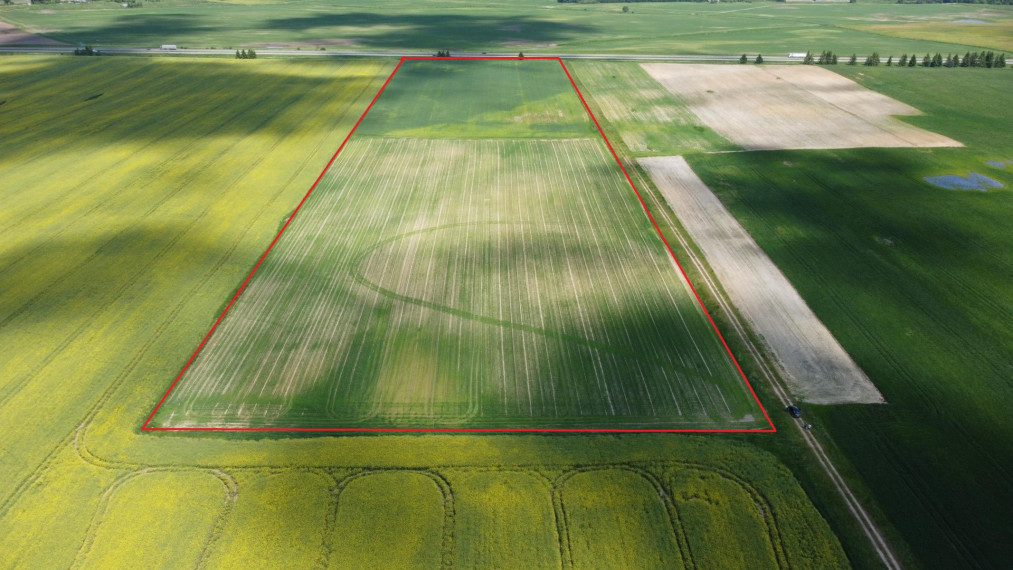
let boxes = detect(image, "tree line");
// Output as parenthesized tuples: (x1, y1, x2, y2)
(235, 49, 257, 59)
(797, 50, 1006, 68)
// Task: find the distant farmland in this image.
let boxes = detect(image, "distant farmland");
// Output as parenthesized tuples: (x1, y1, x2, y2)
(150, 59, 769, 430)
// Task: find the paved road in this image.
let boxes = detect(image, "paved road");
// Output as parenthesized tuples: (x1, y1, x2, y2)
(0, 45, 802, 62)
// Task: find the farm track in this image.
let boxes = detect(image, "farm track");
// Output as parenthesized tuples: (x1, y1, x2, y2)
(624, 165, 903, 569)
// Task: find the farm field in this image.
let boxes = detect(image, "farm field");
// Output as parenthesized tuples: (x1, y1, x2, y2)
(685, 67, 1013, 567)
(639, 155, 882, 406)
(2, 0, 1009, 56)
(641, 63, 961, 151)
(151, 59, 768, 429)
(0, 55, 853, 568)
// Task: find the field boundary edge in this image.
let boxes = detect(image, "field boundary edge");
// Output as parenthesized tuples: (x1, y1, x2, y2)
(142, 56, 775, 433)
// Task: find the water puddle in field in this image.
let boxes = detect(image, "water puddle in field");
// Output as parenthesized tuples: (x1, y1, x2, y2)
(986, 160, 1007, 168)
(924, 172, 1004, 192)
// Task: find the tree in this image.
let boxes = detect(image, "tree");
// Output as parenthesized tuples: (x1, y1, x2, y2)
(932, 53, 943, 68)
(803, 51, 814, 65)
(997, 53, 1006, 68)
(831, 53, 838, 65)
(518, 51, 524, 59)
(886, 56, 893, 66)
(899, 54, 908, 66)
(248, 48, 257, 59)
(908, 53, 917, 67)
(848, 53, 857, 65)
(864, 52, 880, 66)
(755, 54, 764, 64)
(235, 50, 241, 59)
(961, 52, 970, 67)
(622, 4, 629, 12)
(739, 53, 748, 64)
(921, 53, 930, 67)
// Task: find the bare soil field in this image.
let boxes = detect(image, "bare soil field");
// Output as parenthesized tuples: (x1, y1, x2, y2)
(0, 21, 64, 46)
(641, 64, 960, 151)
(640, 155, 884, 405)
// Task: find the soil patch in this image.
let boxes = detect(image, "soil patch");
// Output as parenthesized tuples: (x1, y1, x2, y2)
(640, 155, 884, 404)
(0, 20, 65, 46)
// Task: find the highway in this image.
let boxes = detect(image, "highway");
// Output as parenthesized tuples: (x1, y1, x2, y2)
(0, 44, 803, 62)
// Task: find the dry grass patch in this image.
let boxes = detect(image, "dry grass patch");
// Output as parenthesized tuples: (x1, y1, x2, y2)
(641, 63, 960, 151)
(640, 155, 883, 405)
(0, 20, 65, 46)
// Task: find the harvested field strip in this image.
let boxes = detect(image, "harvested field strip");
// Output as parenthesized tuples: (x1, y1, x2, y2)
(154, 136, 767, 429)
(640, 156, 882, 404)
(641, 63, 961, 151)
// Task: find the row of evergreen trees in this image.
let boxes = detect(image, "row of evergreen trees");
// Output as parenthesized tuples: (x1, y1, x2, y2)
(235, 49, 257, 59)
(434, 50, 451, 57)
(894, 51, 1006, 68)
(801, 50, 1005, 68)
(802, 51, 840, 65)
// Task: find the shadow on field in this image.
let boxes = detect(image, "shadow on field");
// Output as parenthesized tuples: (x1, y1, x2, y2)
(261, 12, 593, 50)
(0, 223, 261, 334)
(687, 147, 1013, 567)
(18, 10, 593, 51)
(0, 57, 382, 160)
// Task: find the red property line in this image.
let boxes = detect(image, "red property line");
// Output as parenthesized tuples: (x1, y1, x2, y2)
(143, 56, 774, 433)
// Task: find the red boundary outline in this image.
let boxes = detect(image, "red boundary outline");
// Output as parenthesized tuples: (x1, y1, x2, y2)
(142, 56, 775, 434)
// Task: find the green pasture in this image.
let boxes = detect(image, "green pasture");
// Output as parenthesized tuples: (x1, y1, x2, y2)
(2, 0, 1010, 55)
(0, 56, 848, 568)
(358, 59, 593, 139)
(686, 67, 1013, 567)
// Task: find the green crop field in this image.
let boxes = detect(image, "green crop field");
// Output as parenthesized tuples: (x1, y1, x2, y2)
(0, 55, 851, 568)
(149, 59, 767, 429)
(4, 1, 1011, 564)
(684, 67, 1013, 567)
(3, 0, 1011, 56)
